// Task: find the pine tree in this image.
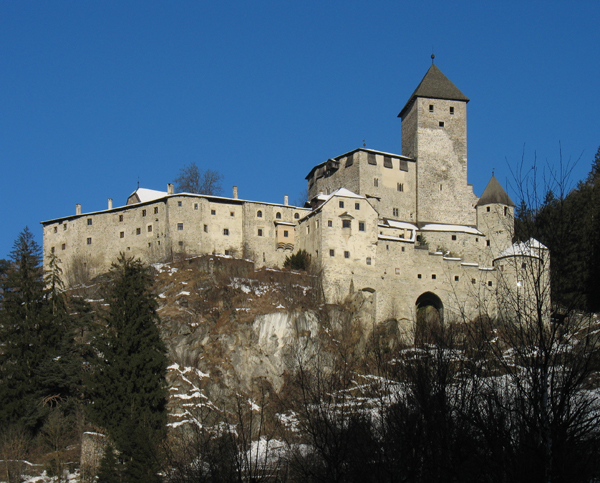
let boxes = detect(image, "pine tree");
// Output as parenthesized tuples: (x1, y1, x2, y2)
(86, 254, 167, 483)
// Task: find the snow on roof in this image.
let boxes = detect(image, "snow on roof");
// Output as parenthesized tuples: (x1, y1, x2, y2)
(315, 187, 365, 202)
(378, 234, 415, 243)
(495, 238, 548, 260)
(274, 221, 296, 226)
(130, 188, 168, 203)
(420, 223, 483, 235)
(382, 220, 418, 231)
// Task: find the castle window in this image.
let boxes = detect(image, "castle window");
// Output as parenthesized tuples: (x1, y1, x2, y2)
(395, 268, 400, 274)
(452, 235, 457, 241)
(346, 154, 354, 167)
(120, 231, 124, 238)
(472, 278, 476, 284)
(51, 246, 55, 253)
(475, 237, 479, 242)
(148, 225, 152, 233)
(368, 153, 376, 165)
(342, 220, 351, 228)
(402, 246, 405, 252)
(487, 206, 491, 212)
(386, 245, 389, 250)
(400, 159, 408, 171)
(204, 225, 208, 233)
(224, 249, 230, 255)
(154, 207, 159, 214)
(429, 104, 434, 112)
(223, 228, 229, 236)
(359, 222, 365, 231)
(328, 220, 333, 227)
(194, 203, 198, 210)
(230, 212, 234, 217)
(330, 249, 335, 257)
(522, 263, 527, 269)
(432, 274, 436, 280)
(87, 219, 92, 225)
(64, 224, 67, 230)
(142, 209, 146, 217)
(294, 213, 299, 219)
(344, 251, 350, 259)
(418, 274, 422, 279)
(486, 240, 490, 247)
(366, 257, 372, 265)
(158, 241, 161, 246)
(440, 184, 443, 191)
(178, 201, 182, 207)
(87, 237, 92, 245)
(450, 106, 454, 115)
(136, 228, 141, 235)
(258, 229, 263, 236)
(256, 210, 263, 218)
(455, 275, 459, 281)
(504, 207, 508, 216)
(355, 202, 360, 210)
(177, 223, 183, 231)
(179, 241, 183, 247)
(374, 178, 379, 187)
(384, 156, 393, 168)
(393, 208, 399, 217)
(397, 183, 404, 192)
(284, 230, 289, 237)
(339, 201, 344, 208)
(53, 226, 57, 233)
(62, 243, 66, 250)
(211, 209, 216, 215)
(119, 214, 124, 222)
(500, 265, 504, 271)
(276, 212, 281, 219)
(488, 281, 493, 287)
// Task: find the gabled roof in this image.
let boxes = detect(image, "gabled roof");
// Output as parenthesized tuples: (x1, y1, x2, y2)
(476, 175, 515, 207)
(127, 188, 168, 205)
(495, 238, 547, 260)
(399, 64, 469, 118)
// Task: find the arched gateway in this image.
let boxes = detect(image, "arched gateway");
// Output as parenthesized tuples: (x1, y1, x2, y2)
(415, 292, 443, 345)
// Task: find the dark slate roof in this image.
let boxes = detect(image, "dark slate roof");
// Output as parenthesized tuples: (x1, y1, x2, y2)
(398, 64, 469, 118)
(476, 175, 515, 207)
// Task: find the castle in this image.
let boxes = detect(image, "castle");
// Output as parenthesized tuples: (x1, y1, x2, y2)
(42, 62, 548, 331)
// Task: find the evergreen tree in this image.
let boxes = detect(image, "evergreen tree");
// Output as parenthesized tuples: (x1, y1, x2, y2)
(86, 254, 167, 483)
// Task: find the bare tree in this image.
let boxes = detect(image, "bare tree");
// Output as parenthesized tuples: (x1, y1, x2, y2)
(174, 162, 223, 196)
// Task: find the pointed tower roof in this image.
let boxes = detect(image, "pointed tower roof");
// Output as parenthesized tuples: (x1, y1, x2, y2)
(476, 175, 515, 207)
(398, 64, 469, 118)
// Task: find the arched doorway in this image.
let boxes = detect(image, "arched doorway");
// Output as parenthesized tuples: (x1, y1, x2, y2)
(415, 292, 443, 345)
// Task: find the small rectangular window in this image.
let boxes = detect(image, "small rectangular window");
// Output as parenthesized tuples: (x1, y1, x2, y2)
(284, 230, 289, 237)
(51, 246, 55, 253)
(344, 251, 350, 259)
(204, 224, 208, 233)
(432, 274, 436, 280)
(87, 219, 92, 225)
(342, 219, 351, 228)
(397, 183, 404, 192)
(418, 274, 422, 279)
(359, 222, 365, 231)
(177, 223, 183, 231)
(366, 257, 372, 265)
(178, 201, 182, 207)
(488, 281, 493, 287)
(355, 203, 360, 210)
(119, 214, 124, 222)
(179, 241, 183, 247)
(345, 154, 354, 167)
(230, 212, 234, 217)
(450, 106, 454, 115)
(258, 229, 263, 236)
(454, 275, 459, 282)
(154, 207, 159, 214)
(374, 178, 379, 187)
(53, 226, 57, 233)
(87, 237, 92, 245)
(439, 121, 444, 127)
(120, 231, 124, 238)
(368, 153, 376, 165)
(486, 240, 491, 247)
(400, 159, 409, 172)
(148, 225, 152, 232)
(393, 208, 399, 217)
(223, 228, 229, 236)
(328, 220, 333, 227)
(329, 249, 335, 257)
(62, 243, 66, 250)
(383, 156, 393, 168)
(136, 228, 141, 235)
(142, 209, 146, 217)
(452, 235, 457, 241)
(429, 104, 434, 112)
(194, 203, 198, 210)
(339, 201, 344, 208)
(148, 242, 151, 247)
(63, 224, 67, 230)
(211, 209, 216, 215)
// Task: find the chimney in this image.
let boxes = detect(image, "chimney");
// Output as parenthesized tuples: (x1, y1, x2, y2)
(233, 186, 238, 199)
(76, 204, 81, 215)
(167, 183, 174, 195)
(284, 194, 289, 206)
(108, 198, 113, 210)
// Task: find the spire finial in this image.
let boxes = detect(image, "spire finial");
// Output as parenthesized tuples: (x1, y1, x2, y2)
(363, 139, 366, 148)
(431, 48, 435, 65)
(492, 168, 495, 177)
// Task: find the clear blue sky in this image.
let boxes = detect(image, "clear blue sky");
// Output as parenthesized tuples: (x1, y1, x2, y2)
(1, 1, 599, 259)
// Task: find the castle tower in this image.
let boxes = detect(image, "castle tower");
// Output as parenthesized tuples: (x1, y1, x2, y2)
(399, 62, 476, 226)
(476, 174, 515, 258)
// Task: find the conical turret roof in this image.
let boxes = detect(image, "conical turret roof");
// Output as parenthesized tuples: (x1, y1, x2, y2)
(476, 175, 515, 207)
(399, 64, 469, 118)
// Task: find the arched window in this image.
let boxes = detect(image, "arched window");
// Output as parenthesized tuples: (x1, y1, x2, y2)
(294, 213, 299, 219)
(257, 210, 263, 218)
(276, 212, 281, 219)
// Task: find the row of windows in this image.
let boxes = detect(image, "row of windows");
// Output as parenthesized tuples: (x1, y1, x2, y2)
(429, 104, 455, 115)
(53, 224, 69, 233)
(338, 200, 361, 210)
